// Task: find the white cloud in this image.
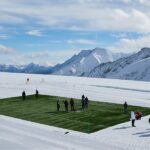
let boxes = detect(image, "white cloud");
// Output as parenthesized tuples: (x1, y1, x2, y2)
(1, 0, 150, 64)
(26, 30, 43, 37)
(0, 44, 13, 54)
(67, 39, 98, 45)
(0, 0, 150, 32)
(111, 33, 129, 39)
(0, 34, 9, 39)
(108, 35, 150, 53)
(0, 48, 80, 66)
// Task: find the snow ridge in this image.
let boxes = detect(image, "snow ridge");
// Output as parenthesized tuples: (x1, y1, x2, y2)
(52, 48, 125, 76)
(87, 48, 150, 81)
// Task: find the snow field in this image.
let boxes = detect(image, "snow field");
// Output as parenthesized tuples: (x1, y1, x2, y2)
(0, 72, 150, 150)
(0, 72, 150, 107)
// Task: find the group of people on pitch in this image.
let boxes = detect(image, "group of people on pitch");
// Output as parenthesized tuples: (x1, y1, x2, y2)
(57, 94, 89, 112)
(81, 94, 89, 109)
(22, 90, 149, 127)
(124, 102, 143, 127)
(57, 98, 75, 112)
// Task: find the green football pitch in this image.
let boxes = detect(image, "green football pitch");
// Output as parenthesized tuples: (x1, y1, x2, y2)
(0, 95, 149, 133)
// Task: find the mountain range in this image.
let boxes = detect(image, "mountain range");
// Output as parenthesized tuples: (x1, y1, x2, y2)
(87, 48, 150, 81)
(0, 47, 150, 81)
(0, 63, 52, 74)
(52, 48, 127, 76)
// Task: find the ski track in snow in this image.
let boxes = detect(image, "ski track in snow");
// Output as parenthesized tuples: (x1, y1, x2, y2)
(0, 72, 150, 150)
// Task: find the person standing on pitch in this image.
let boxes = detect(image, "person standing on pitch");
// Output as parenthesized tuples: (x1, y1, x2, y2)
(64, 100, 69, 112)
(81, 94, 85, 109)
(35, 89, 39, 99)
(22, 91, 26, 101)
(57, 100, 60, 112)
(124, 101, 128, 114)
(85, 97, 89, 108)
(70, 98, 75, 111)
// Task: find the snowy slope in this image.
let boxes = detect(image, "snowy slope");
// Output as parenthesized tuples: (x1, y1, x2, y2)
(88, 48, 150, 81)
(0, 115, 115, 150)
(0, 72, 150, 107)
(52, 48, 126, 76)
(0, 73, 150, 150)
(91, 115, 150, 150)
(0, 114, 150, 150)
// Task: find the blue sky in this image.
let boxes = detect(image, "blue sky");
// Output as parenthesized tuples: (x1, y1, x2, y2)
(0, 0, 150, 66)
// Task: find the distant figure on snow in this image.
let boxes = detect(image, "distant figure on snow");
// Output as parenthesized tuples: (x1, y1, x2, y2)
(40, 78, 45, 84)
(26, 78, 30, 84)
(35, 89, 39, 99)
(22, 91, 26, 101)
(70, 98, 75, 111)
(131, 111, 136, 127)
(57, 100, 60, 112)
(124, 101, 128, 114)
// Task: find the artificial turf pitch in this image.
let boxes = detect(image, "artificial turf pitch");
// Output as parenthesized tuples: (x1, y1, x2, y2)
(0, 95, 149, 133)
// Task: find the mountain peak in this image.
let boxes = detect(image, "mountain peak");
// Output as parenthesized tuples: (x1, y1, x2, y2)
(141, 47, 150, 52)
(88, 47, 150, 81)
(52, 47, 125, 76)
(93, 47, 107, 52)
(138, 47, 150, 58)
(79, 49, 92, 56)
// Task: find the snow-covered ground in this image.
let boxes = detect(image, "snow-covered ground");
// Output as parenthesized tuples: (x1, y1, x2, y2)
(0, 72, 150, 107)
(91, 115, 150, 150)
(0, 115, 113, 150)
(0, 72, 150, 150)
(0, 115, 150, 150)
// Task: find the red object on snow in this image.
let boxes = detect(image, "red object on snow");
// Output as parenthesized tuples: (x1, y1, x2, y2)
(135, 112, 142, 120)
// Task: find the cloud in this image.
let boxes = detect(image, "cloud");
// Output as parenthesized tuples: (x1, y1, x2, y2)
(0, 47, 80, 66)
(0, 34, 9, 39)
(26, 30, 43, 37)
(1, 0, 150, 64)
(0, 0, 150, 33)
(111, 33, 129, 39)
(0, 44, 14, 54)
(108, 34, 150, 53)
(66, 39, 98, 45)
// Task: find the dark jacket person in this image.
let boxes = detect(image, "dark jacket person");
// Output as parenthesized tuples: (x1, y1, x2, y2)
(22, 91, 26, 101)
(35, 89, 39, 99)
(70, 98, 75, 111)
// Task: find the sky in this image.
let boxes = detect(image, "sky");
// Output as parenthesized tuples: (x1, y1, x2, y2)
(0, 0, 150, 66)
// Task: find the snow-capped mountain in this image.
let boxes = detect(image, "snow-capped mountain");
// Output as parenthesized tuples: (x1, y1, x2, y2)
(0, 63, 53, 74)
(87, 48, 150, 81)
(52, 48, 127, 76)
